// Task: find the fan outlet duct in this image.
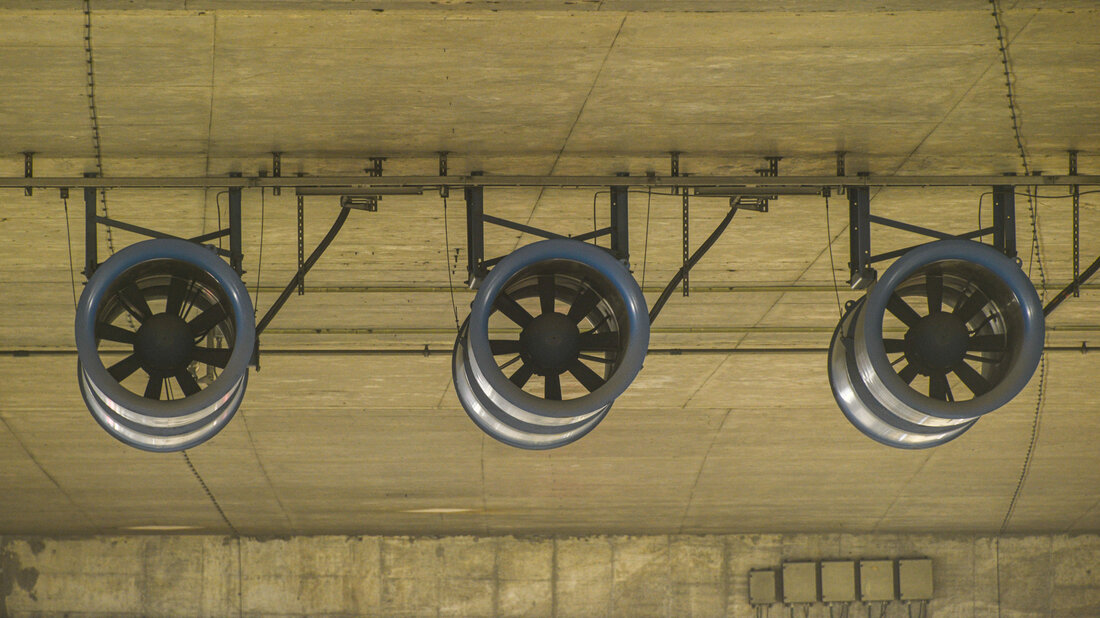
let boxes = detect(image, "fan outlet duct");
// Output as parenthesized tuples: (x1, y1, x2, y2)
(74, 239, 255, 452)
(829, 239, 1044, 448)
(453, 239, 649, 449)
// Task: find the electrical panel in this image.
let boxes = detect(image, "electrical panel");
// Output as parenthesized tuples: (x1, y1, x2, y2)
(898, 558, 933, 600)
(859, 560, 896, 601)
(748, 569, 779, 605)
(782, 561, 818, 603)
(820, 560, 857, 602)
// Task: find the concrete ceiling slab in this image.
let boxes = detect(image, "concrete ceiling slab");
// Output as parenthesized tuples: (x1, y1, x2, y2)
(0, 2, 1098, 537)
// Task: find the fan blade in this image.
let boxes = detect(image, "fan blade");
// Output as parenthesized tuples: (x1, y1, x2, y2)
(494, 293, 534, 328)
(544, 373, 562, 400)
(883, 338, 906, 354)
(897, 363, 919, 385)
(953, 362, 992, 396)
(929, 373, 950, 401)
(174, 370, 201, 396)
(538, 275, 556, 315)
(96, 322, 136, 344)
(953, 291, 987, 324)
(578, 331, 619, 352)
(191, 346, 231, 368)
(926, 271, 943, 314)
(166, 276, 190, 317)
(490, 339, 523, 355)
(107, 353, 143, 382)
(118, 285, 152, 322)
(968, 335, 1006, 352)
(568, 360, 606, 392)
(886, 293, 921, 328)
(566, 287, 601, 323)
(509, 363, 534, 388)
(143, 376, 163, 400)
(188, 304, 227, 338)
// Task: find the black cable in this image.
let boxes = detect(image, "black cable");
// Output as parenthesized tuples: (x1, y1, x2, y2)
(641, 187, 652, 289)
(824, 193, 843, 317)
(254, 188, 265, 316)
(648, 205, 738, 324)
(62, 196, 78, 310)
(442, 195, 461, 331)
(256, 206, 351, 335)
(991, 0, 1049, 538)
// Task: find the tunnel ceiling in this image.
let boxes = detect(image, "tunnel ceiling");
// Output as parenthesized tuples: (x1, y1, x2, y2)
(1, 0, 1099, 536)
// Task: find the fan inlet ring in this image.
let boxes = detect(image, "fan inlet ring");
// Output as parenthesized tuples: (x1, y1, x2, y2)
(454, 239, 649, 450)
(74, 238, 255, 452)
(828, 239, 1044, 448)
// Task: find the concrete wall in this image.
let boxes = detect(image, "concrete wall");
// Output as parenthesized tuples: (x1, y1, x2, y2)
(1, 534, 1098, 617)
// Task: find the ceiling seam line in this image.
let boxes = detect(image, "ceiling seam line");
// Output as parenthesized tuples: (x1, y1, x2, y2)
(1063, 493, 1100, 532)
(510, 15, 627, 254)
(745, 9, 1040, 351)
(238, 411, 295, 530)
(0, 414, 97, 530)
(675, 407, 733, 535)
(200, 12, 218, 243)
(678, 350, 735, 409)
(868, 450, 936, 534)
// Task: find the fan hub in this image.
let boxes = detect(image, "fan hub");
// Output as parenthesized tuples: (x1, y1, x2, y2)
(134, 313, 193, 375)
(905, 312, 969, 374)
(520, 312, 580, 374)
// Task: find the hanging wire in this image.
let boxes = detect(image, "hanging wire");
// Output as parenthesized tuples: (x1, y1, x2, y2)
(254, 188, 265, 315)
(83, 0, 117, 260)
(824, 192, 843, 317)
(442, 195, 461, 331)
(62, 196, 79, 310)
(641, 187, 653, 289)
(990, 0, 1049, 536)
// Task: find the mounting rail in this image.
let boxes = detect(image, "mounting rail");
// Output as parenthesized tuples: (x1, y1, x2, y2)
(3, 174, 1099, 190)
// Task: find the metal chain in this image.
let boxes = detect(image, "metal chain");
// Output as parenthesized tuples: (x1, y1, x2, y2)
(991, 0, 1048, 536)
(182, 450, 240, 536)
(82, 0, 117, 258)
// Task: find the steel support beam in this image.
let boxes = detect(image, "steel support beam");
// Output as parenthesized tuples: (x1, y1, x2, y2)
(464, 183, 485, 284)
(228, 174, 244, 274)
(610, 177, 629, 264)
(83, 175, 97, 278)
(992, 184, 1016, 259)
(847, 186, 875, 289)
(5, 174, 1099, 190)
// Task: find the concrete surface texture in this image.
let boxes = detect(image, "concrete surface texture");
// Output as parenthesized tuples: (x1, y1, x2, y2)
(1, 2, 1100, 540)
(2, 533, 1099, 616)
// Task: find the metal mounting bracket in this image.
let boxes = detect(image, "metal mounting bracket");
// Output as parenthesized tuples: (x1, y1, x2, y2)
(297, 192, 305, 295)
(846, 175, 1019, 289)
(463, 171, 631, 287)
(1070, 150, 1080, 297)
(23, 152, 33, 197)
(82, 172, 243, 278)
(271, 152, 282, 196)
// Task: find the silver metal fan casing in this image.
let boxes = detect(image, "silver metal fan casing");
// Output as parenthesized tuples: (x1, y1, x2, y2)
(455, 239, 649, 449)
(829, 239, 1044, 447)
(74, 238, 255, 451)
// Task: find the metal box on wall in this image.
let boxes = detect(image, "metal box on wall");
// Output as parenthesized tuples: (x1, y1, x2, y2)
(782, 561, 818, 603)
(859, 559, 896, 601)
(898, 558, 933, 600)
(749, 569, 779, 605)
(821, 560, 857, 602)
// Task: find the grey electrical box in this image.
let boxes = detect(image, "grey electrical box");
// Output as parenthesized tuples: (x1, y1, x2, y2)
(821, 560, 857, 602)
(859, 560, 896, 601)
(782, 562, 818, 603)
(749, 570, 778, 605)
(898, 558, 933, 600)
